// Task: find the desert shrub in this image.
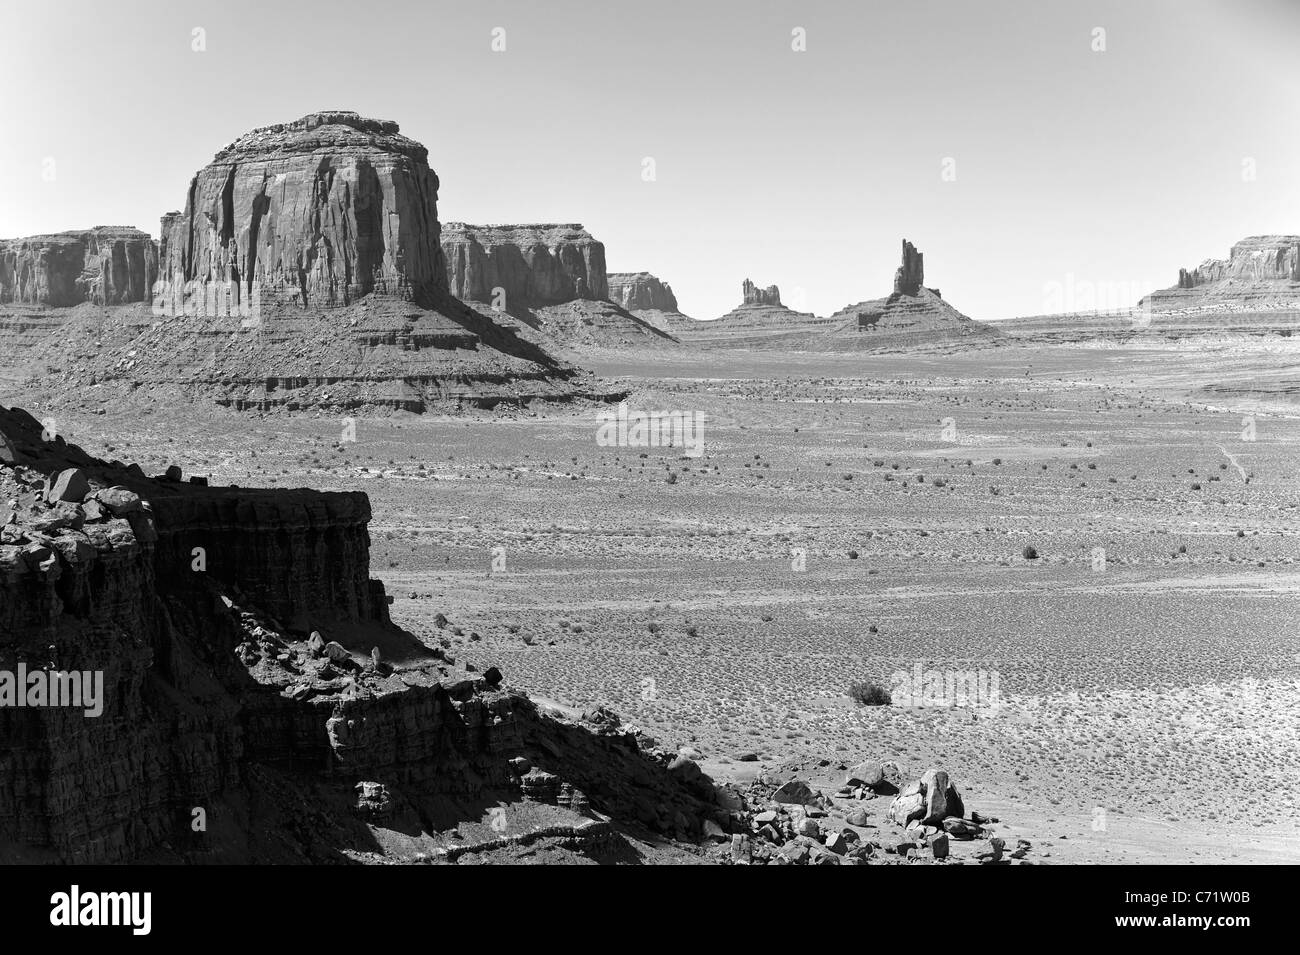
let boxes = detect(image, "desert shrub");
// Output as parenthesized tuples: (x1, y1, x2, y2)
(848, 681, 892, 706)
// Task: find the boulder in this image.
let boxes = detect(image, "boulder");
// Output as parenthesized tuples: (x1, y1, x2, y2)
(889, 792, 926, 826)
(323, 641, 350, 664)
(93, 486, 143, 515)
(45, 468, 89, 504)
(772, 779, 817, 805)
(846, 760, 885, 789)
(930, 832, 950, 859)
(920, 768, 964, 824)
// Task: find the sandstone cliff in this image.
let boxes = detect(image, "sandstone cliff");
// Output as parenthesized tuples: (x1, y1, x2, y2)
(893, 239, 924, 296)
(159, 111, 444, 308)
(607, 272, 678, 312)
(818, 239, 992, 349)
(742, 279, 782, 307)
(0, 403, 716, 863)
(1, 112, 619, 413)
(1143, 235, 1300, 312)
(441, 223, 608, 307)
(0, 227, 158, 307)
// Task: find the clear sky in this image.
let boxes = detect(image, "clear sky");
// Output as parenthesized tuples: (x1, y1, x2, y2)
(2, 0, 1298, 320)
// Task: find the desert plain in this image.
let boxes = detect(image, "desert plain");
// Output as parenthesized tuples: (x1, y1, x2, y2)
(15, 332, 1298, 865)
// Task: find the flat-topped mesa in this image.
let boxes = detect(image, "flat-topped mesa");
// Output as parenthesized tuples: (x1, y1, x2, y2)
(893, 239, 924, 296)
(1177, 236, 1300, 287)
(0, 227, 158, 306)
(158, 110, 445, 310)
(741, 279, 781, 307)
(1143, 235, 1300, 312)
(607, 271, 679, 312)
(441, 223, 607, 308)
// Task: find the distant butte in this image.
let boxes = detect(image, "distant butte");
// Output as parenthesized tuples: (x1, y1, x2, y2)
(1142, 236, 1300, 312)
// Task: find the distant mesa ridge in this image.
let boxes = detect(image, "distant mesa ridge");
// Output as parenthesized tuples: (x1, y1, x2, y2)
(0, 226, 158, 307)
(1143, 235, 1300, 311)
(606, 272, 679, 312)
(441, 222, 608, 307)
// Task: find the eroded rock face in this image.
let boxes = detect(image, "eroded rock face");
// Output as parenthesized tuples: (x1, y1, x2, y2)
(158, 111, 446, 308)
(741, 279, 782, 307)
(0, 227, 158, 306)
(893, 239, 924, 296)
(0, 402, 709, 863)
(442, 223, 608, 307)
(607, 271, 678, 311)
(1144, 236, 1300, 312)
(1178, 236, 1300, 287)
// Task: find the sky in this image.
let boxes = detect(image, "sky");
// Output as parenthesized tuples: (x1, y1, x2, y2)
(2, 0, 1298, 320)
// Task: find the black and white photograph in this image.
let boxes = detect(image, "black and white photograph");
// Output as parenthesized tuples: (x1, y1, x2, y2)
(0, 0, 1294, 929)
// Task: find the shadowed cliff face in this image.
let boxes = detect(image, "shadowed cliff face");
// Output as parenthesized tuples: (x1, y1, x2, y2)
(0, 227, 158, 307)
(0, 403, 712, 863)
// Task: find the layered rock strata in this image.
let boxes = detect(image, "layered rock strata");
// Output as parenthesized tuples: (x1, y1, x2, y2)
(1142, 236, 1300, 312)
(441, 223, 608, 307)
(0, 227, 158, 306)
(159, 111, 444, 308)
(0, 112, 616, 411)
(0, 403, 712, 863)
(741, 279, 782, 307)
(607, 272, 678, 312)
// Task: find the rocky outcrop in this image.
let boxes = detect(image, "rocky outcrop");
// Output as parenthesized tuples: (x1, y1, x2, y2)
(1144, 236, 1300, 312)
(893, 239, 924, 296)
(0, 402, 711, 863)
(442, 223, 607, 308)
(0, 227, 158, 306)
(742, 279, 782, 307)
(158, 111, 445, 309)
(817, 240, 993, 349)
(607, 272, 678, 312)
(1, 112, 620, 413)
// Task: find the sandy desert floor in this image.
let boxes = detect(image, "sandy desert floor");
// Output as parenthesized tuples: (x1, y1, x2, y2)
(20, 337, 1300, 863)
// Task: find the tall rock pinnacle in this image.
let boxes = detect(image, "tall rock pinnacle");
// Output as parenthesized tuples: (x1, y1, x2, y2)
(742, 279, 782, 307)
(893, 239, 924, 296)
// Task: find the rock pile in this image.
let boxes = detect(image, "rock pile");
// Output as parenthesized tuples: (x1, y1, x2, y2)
(700, 758, 1030, 866)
